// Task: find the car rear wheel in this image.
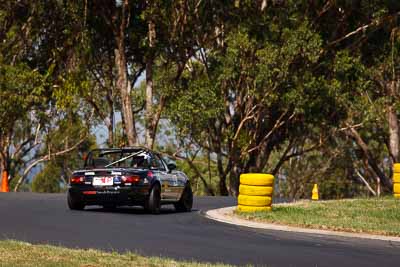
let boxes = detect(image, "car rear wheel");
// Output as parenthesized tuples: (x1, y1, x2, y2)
(174, 183, 193, 212)
(67, 192, 85, 210)
(102, 204, 117, 211)
(145, 184, 161, 214)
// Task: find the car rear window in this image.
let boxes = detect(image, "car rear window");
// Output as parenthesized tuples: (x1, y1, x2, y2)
(85, 149, 150, 168)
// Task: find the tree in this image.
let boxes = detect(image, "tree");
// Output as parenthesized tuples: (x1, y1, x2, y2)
(315, 1, 400, 192)
(166, 2, 344, 195)
(30, 114, 96, 193)
(0, 61, 51, 187)
(143, 0, 210, 149)
(13, 111, 94, 192)
(32, 163, 62, 193)
(0, 0, 94, 190)
(2, 0, 400, 199)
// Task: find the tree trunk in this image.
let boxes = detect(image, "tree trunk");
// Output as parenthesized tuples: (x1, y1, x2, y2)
(217, 152, 229, 196)
(114, 0, 137, 147)
(0, 146, 4, 178)
(0, 155, 4, 188)
(106, 90, 114, 147)
(228, 145, 243, 196)
(261, 0, 267, 11)
(387, 80, 399, 163)
(228, 165, 241, 196)
(347, 126, 392, 189)
(106, 117, 114, 147)
(115, 45, 137, 146)
(145, 60, 154, 148)
(219, 175, 229, 196)
(185, 157, 215, 196)
(145, 19, 156, 149)
(172, 152, 215, 196)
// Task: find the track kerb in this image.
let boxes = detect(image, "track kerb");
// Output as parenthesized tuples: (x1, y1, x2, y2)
(394, 164, 400, 199)
(237, 173, 274, 212)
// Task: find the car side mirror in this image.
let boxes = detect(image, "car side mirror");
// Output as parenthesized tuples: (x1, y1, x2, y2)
(167, 163, 176, 172)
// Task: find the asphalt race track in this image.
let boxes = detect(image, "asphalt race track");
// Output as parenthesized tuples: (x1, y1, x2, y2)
(0, 193, 399, 266)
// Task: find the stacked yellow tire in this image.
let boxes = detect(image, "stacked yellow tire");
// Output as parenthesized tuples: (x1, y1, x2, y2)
(237, 173, 274, 212)
(394, 164, 400, 199)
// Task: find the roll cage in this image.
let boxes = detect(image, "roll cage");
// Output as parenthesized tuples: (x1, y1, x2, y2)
(84, 147, 172, 171)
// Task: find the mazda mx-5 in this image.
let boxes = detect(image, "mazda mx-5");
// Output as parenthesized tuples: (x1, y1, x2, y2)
(67, 147, 193, 214)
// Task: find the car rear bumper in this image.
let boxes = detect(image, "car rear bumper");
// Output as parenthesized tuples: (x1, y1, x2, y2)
(68, 185, 151, 206)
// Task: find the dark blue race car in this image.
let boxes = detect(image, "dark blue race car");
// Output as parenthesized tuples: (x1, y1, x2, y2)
(67, 147, 193, 214)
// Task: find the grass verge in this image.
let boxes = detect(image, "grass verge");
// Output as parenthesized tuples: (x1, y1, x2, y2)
(0, 240, 230, 267)
(235, 197, 400, 237)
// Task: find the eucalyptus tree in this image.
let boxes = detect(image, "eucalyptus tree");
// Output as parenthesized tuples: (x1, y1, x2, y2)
(309, 0, 400, 191)
(0, 0, 92, 189)
(166, 1, 344, 195)
(29, 114, 96, 193)
(0, 0, 53, 185)
(141, 0, 213, 149)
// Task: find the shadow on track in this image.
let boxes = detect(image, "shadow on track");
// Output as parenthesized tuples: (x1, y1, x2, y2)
(83, 205, 199, 215)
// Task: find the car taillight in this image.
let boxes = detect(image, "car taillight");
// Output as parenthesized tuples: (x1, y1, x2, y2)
(143, 171, 153, 184)
(70, 176, 84, 184)
(83, 191, 96, 195)
(122, 175, 140, 185)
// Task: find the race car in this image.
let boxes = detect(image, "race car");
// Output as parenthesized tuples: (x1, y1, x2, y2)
(67, 147, 193, 214)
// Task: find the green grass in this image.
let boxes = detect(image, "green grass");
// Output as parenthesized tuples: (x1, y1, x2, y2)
(235, 197, 400, 236)
(0, 240, 231, 267)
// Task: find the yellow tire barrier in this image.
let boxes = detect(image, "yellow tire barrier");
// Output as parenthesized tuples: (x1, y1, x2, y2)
(393, 173, 400, 183)
(238, 173, 274, 212)
(394, 183, 400, 194)
(238, 195, 272, 207)
(393, 163, 400, 173)
(237, 205, 272, 212)
(393, 164, 400, 199)
(240, 173, 274, 186)
(239, 184, 273, 196)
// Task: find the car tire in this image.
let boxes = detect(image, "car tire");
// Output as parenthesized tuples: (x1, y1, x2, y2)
(240, 173, 274, 186)
(238, 195, 272, 206)
(174, 183, 193, 212)
(102, 204, 117, 211)
(394, 173, 400, 183)
(393, 163, 400, 173)
(239, 184, 273, 196)
(67, 192, 85, 210)
(237, 205, 272, 212)
(145, 184, 161, 214)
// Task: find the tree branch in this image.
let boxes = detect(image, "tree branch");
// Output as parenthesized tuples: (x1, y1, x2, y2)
(355, 169, 377, 196)
(171, 153, 216, 196)
(13, 134, 88, 192)
(327, 11, 400, 47)
(345, 124, 391, 189)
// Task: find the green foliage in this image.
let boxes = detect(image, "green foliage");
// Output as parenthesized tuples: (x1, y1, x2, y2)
(0, 62, 48, 130)
(166, 74, 222, 139)
(53, 71, 91, 111)
(164, 9, 346, 195)
(1, 1, 400, 198)
(32, 163, 62, 193)
(176, 156, 220, 196)
(41, 113, 97, 183)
